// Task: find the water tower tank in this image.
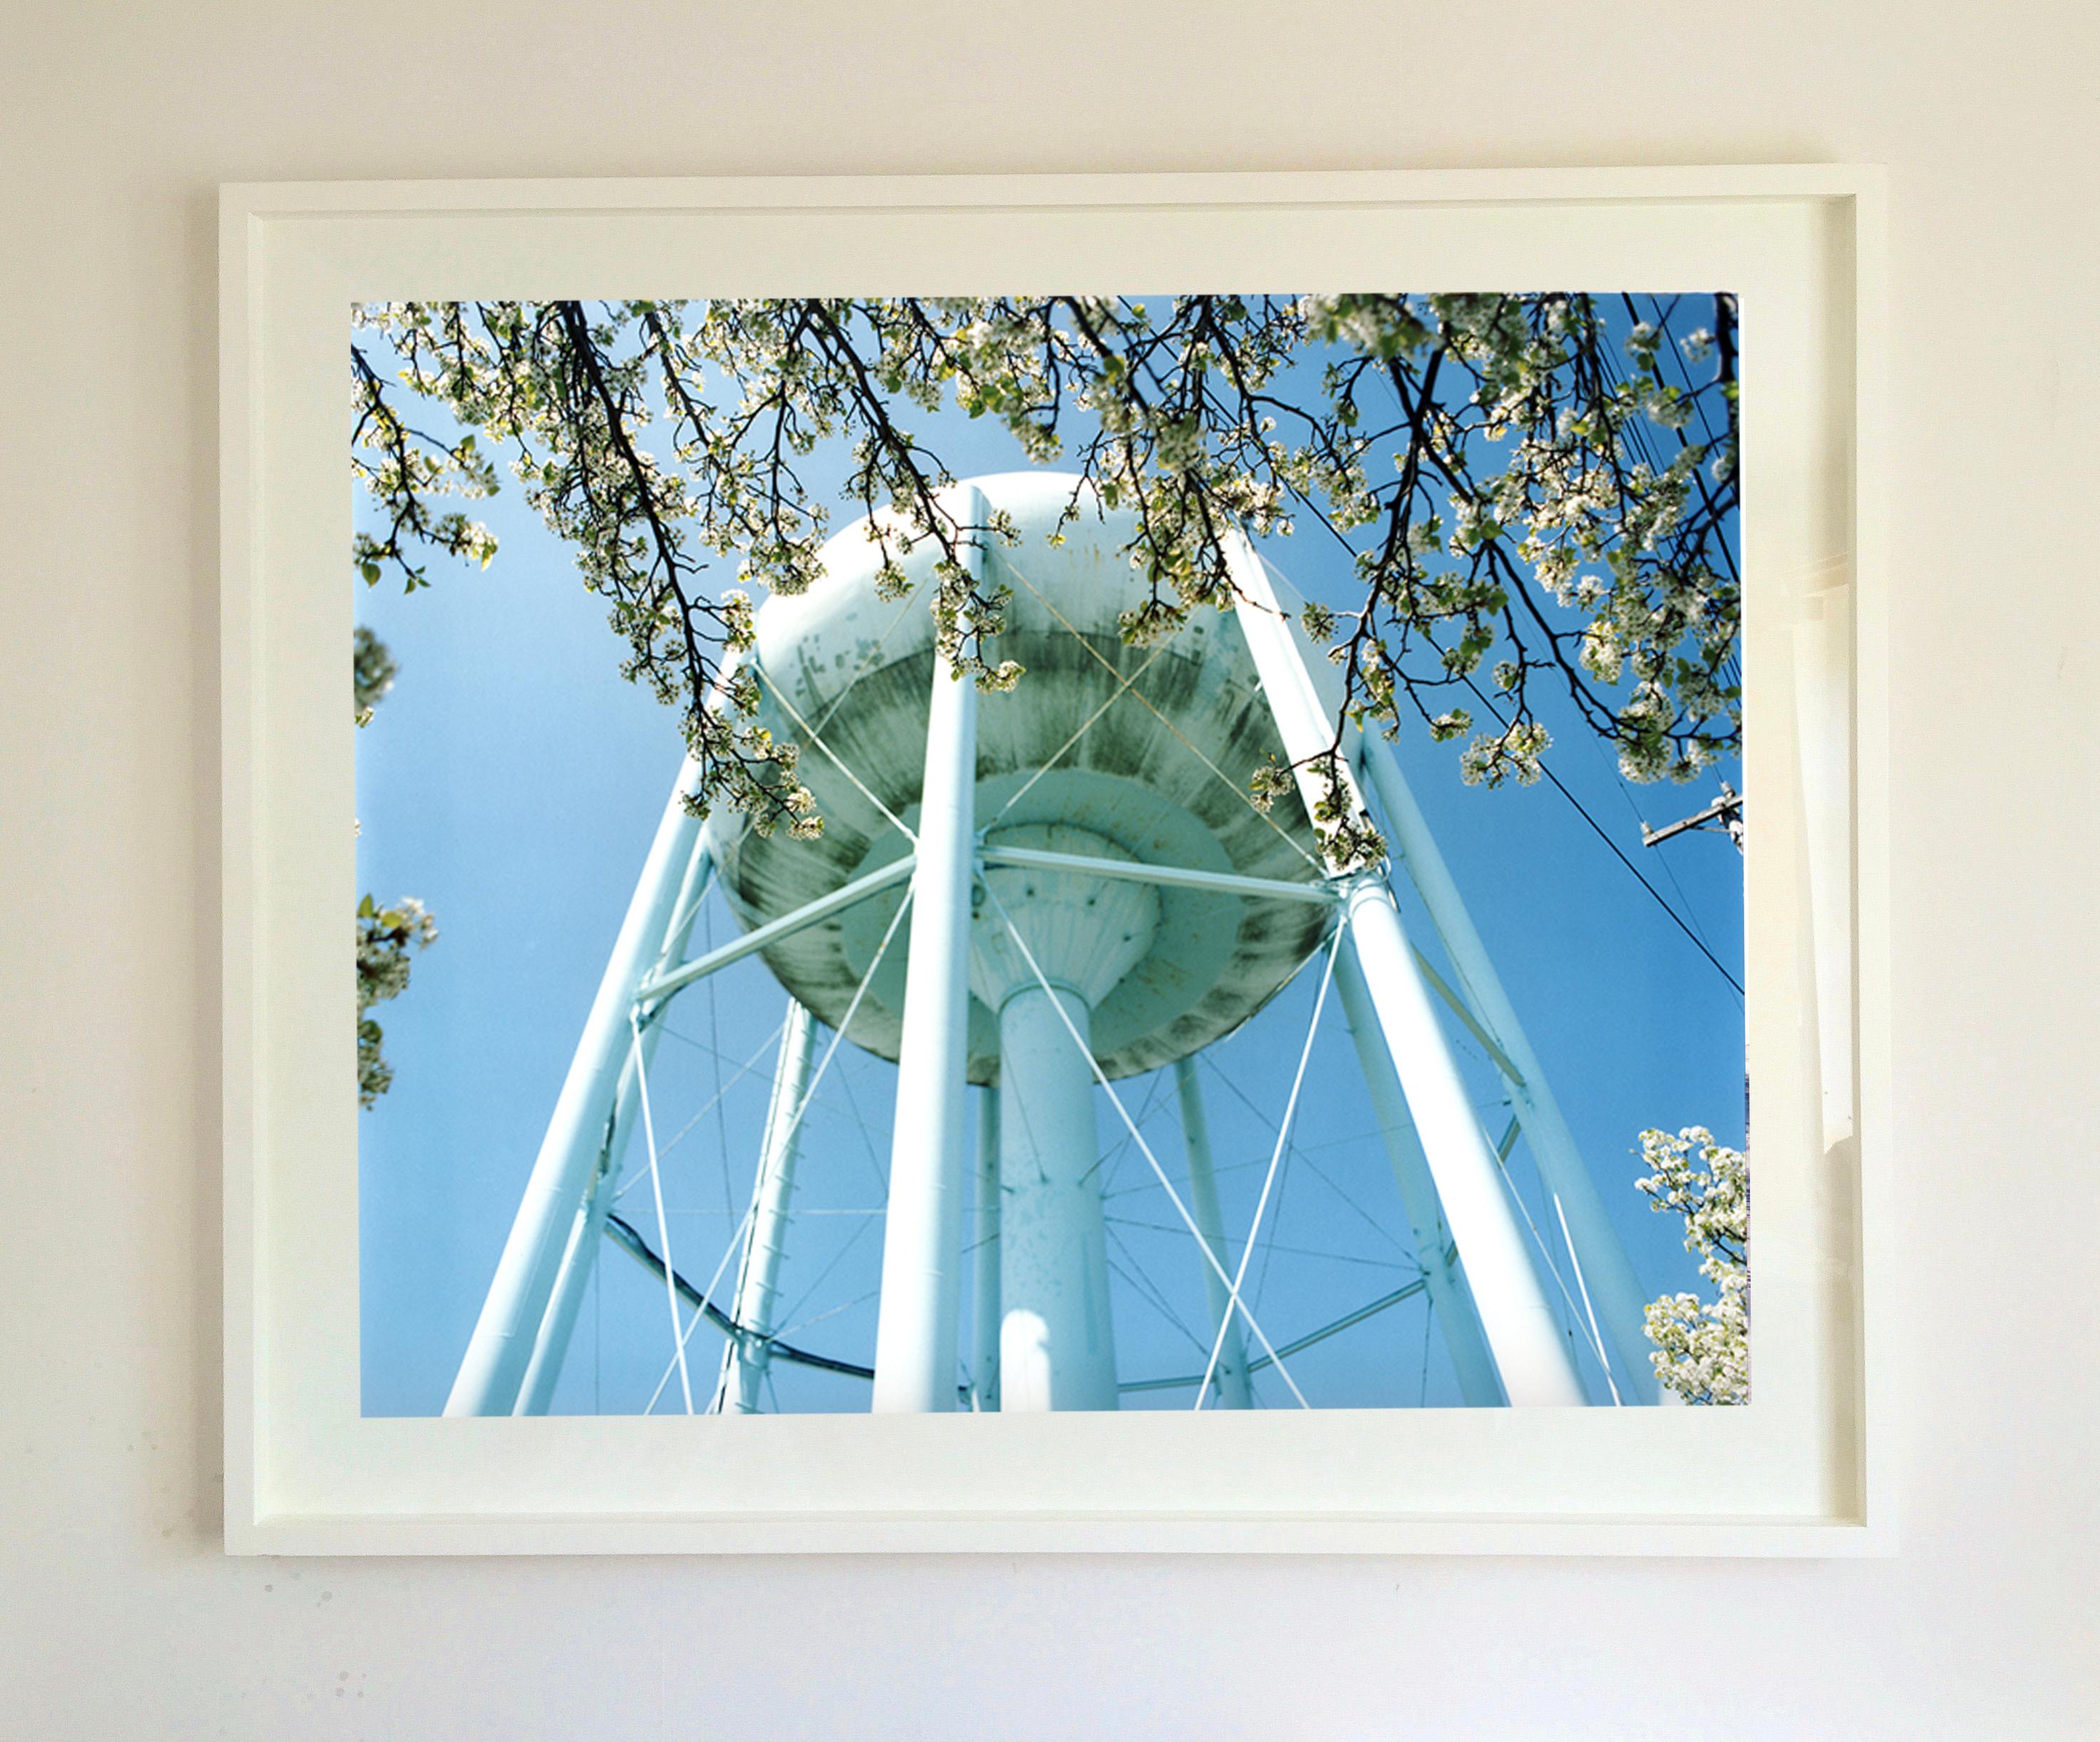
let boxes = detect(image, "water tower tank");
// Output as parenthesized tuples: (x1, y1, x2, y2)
(708, 472, 1332, 1082)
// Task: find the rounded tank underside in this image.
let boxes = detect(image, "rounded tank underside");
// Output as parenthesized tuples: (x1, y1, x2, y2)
(708, 473, 1330, 1083)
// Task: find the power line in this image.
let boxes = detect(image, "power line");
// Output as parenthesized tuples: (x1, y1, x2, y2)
(1457, 674, 1746, 999)
(1581, 718, 1729, 969)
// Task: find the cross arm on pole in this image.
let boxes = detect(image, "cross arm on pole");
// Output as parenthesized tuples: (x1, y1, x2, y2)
(1640, 782, 1744, 850)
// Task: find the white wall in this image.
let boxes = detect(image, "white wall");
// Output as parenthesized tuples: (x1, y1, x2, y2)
(2, 3, 2096, 1734)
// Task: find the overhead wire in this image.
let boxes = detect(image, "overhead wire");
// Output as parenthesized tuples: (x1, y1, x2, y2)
(1456, 671, 1745, 998)
(1575, 708, 1729, 977)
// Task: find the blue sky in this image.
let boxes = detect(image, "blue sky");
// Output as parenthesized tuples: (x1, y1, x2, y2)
(354, 304, 1745, 1416)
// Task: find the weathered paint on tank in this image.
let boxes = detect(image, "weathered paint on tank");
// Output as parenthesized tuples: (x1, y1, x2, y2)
(707, 473, 1329, 1083)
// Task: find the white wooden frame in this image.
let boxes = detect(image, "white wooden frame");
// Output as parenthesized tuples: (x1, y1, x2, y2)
(222, 167, 1889, 1555)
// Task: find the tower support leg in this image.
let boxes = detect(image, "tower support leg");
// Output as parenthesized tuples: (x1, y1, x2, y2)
(513, 832, 718, 1415)
(720, 1000, 818, 1413)
(1341, 879, 1585, 1404)
(996, 985, 1119, 1413)
(1333, 939, 1505, 1406)
(445, 758, 709, 1416)
(871, 486, 987, 1413)
(1225, 529, 1583, 1407)
(1173, 1060, 1251, 1409)
(1354, 737, 1657, 1403)
(510, 1054, 628, 1416)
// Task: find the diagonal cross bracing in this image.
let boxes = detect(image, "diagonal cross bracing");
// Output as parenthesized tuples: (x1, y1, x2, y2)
(1194, 930, 1341, 1410)
(639, 887, 916, 1413)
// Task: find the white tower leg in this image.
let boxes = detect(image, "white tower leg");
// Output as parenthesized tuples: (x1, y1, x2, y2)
(1354, 736, 1657, 1403)
(1332, 939, 1505, 1406)
(719, 1000, 818, 1413)
(871, 486, 987, 1413)
(445, 756, 711, 1416)
(1173, 1060, 1252, 1409)
(510, 1054, 629, 1416)
(970, 1086, 1002, 1411)
(1225, 530, 1584, 1406)
(1339, 879, 1585, 1404)
(513, 833, 717, 1415)
(994, 985, 1119, 1413)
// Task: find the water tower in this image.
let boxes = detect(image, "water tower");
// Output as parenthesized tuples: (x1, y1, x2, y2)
(443, 473, 1659, 1416)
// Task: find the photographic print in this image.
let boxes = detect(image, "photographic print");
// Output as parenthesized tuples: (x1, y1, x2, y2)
(351, 292, 1747, 1421)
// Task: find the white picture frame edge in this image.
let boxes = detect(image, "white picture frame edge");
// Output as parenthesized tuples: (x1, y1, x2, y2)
(220, 165, 1891, 1557)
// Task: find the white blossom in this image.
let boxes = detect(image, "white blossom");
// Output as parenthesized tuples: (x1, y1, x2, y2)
(1636, 1125, 1749, 1404)
(354, 292, 1740, 839)
(356, 895, 437, 1108)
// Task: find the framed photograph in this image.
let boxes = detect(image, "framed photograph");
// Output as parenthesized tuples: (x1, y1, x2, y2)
(222, 166, 1888, 1554)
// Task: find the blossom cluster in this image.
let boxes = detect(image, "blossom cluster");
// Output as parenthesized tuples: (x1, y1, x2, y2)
(351, 627, 438, 1106)
(353, 625, 396, 728)
(355, 894, 437, 1108)
(1635, 1125, 1749, 1405)
(351, 292, 1739, 849)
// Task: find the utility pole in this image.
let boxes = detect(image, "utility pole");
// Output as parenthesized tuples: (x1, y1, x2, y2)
(1640, 781, 1744, 852)
(1640, 780, 1749, 1136)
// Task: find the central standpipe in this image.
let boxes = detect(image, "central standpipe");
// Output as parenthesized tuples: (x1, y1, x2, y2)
(972, 825, 1159, 1412)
